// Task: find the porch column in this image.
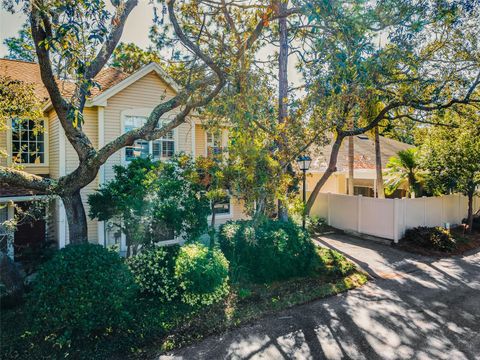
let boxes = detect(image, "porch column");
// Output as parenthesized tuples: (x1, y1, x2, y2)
(58, 199, 67, 248)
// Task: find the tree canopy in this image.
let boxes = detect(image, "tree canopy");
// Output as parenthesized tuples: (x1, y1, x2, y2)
(419, 107, 480, 230)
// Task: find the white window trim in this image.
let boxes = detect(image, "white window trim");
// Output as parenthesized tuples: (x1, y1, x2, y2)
(208, 195, 233, 219)
(204, 129, 225, 156)
(7, 117, 49, 167)
(120, 108, 177, 164)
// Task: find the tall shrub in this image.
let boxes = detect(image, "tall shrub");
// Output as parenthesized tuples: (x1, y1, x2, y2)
(127, 245, 180, 301)
(175, 244, 229, 306)
(219, 219, 315, 283)
(27, 244, 136, 354)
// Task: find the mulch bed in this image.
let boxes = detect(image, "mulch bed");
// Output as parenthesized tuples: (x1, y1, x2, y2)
(395, 226, 480, 257)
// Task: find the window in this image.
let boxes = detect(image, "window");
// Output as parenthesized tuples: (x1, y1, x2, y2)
(12, 119, 45, 164)
(206, 131, 222, 156)
(354, 186, 374, 197)
(124, 116, 175, 162)
(212, 195, 231, 215)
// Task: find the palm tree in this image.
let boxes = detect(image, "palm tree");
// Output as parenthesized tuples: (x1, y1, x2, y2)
(384, 148, 424, 198)
(374, 125, 385, 198)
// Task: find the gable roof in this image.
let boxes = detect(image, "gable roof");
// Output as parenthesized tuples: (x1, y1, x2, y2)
(88, 62, 181, 106)
(309, 135, 413, 172)
(0, 59, 180, 107)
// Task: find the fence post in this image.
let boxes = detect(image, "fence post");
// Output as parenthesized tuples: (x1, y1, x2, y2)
(393, 198, 399, 243)
(327, 192, 331, 226)
(423, 196, 427, 226)
(357, 195, 362, 233)
(441, 195, 445, 225)
(457, 193, 462, 224)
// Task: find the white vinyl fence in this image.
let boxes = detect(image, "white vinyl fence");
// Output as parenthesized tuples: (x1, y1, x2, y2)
(310, 193, 480, 243)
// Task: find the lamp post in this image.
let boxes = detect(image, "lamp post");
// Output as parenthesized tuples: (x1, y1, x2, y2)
(297, 155, 312, 229)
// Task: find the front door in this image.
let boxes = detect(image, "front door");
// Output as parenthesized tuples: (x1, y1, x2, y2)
(13, 202, 46, 262)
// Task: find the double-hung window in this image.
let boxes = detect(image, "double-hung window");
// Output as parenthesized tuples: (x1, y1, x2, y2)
(212, 195, 231, 215)
(206, 131, 222, 156)
(11, 119, 45, 164)
(124, 116, 175, 162)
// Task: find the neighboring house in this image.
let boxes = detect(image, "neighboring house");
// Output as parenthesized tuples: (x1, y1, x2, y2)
(307, 134, 413, 199)
(0, 59, 244, 260)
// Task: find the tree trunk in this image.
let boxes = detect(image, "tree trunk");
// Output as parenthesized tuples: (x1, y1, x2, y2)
(62, 190, 88, 244)
(348, 135, 354, 195)
(374, 126, 385, 198)
(467, 191, 474, 233)
(306, 134, 345, 214)
(209, 202, 216, 248)
(277, 0, 289, 222)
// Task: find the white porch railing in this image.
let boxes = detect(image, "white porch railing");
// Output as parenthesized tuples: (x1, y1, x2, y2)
(310, 193, 480, 243)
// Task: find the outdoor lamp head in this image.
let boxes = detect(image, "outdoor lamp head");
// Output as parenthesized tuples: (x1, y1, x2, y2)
(297, 155, 312, 171)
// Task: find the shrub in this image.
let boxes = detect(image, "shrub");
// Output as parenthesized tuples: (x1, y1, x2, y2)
(127, 245, 180, 301)
(219, 219, 316, 283)
(175, 244, 229, 307)
(402, 226, 457, 252)
(27, 243, 137, 355)
(306, 216, 329, 235)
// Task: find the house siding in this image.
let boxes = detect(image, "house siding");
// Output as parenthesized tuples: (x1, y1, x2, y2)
(195, 124, 207, 157)
(0, 126, 6, 167)
(48, 110, 60, 178)
(103, 71, 193, 182)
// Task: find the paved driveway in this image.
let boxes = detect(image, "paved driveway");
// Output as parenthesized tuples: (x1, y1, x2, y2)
(158, 233, 480, 360)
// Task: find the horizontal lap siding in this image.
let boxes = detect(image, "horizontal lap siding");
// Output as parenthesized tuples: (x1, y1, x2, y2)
(48, 110, 59, 178)
(103, 72, 193, 183)
(47, 110, 60, 244)
(0, 128, 6, 167)
(195, 125, 206, 157)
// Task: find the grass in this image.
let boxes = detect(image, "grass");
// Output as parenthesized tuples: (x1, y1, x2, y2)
(1, 247, 367, 359)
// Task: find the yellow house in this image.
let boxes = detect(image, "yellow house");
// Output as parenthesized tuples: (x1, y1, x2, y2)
(0, 59, 412, 259)
(0, 59, 245, 259)
(306, 135, 413, 200)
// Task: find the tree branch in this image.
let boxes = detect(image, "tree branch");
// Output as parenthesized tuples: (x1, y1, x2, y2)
(0, 166, 56, 193)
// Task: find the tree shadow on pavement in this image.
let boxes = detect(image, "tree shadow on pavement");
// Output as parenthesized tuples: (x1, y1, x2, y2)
(159, 233, 480, 360)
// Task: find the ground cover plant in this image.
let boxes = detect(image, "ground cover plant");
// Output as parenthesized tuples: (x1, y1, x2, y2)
(398, 225, 480, 256)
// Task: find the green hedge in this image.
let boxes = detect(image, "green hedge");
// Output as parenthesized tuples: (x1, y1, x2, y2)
(219, 219, 316, 283)
(27, 243, 137, 356)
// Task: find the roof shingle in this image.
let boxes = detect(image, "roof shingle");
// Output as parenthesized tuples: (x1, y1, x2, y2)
(0, 58, 129, 102)
(309, 135, 413, 172)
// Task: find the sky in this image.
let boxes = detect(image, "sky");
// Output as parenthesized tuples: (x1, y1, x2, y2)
(0, 2, 301, 86)
(0, 1, 155, 55)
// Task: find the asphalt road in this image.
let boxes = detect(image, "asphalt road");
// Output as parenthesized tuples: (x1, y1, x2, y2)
(158, 233, 480, 360)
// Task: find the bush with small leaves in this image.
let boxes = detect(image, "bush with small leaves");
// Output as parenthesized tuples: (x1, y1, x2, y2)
(402, 226, 457, 252)
(175, 244, 229, 307)
(127, 245, 180, 301)
(27, 243, 137, 356)
(219, 218, 316, 283)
